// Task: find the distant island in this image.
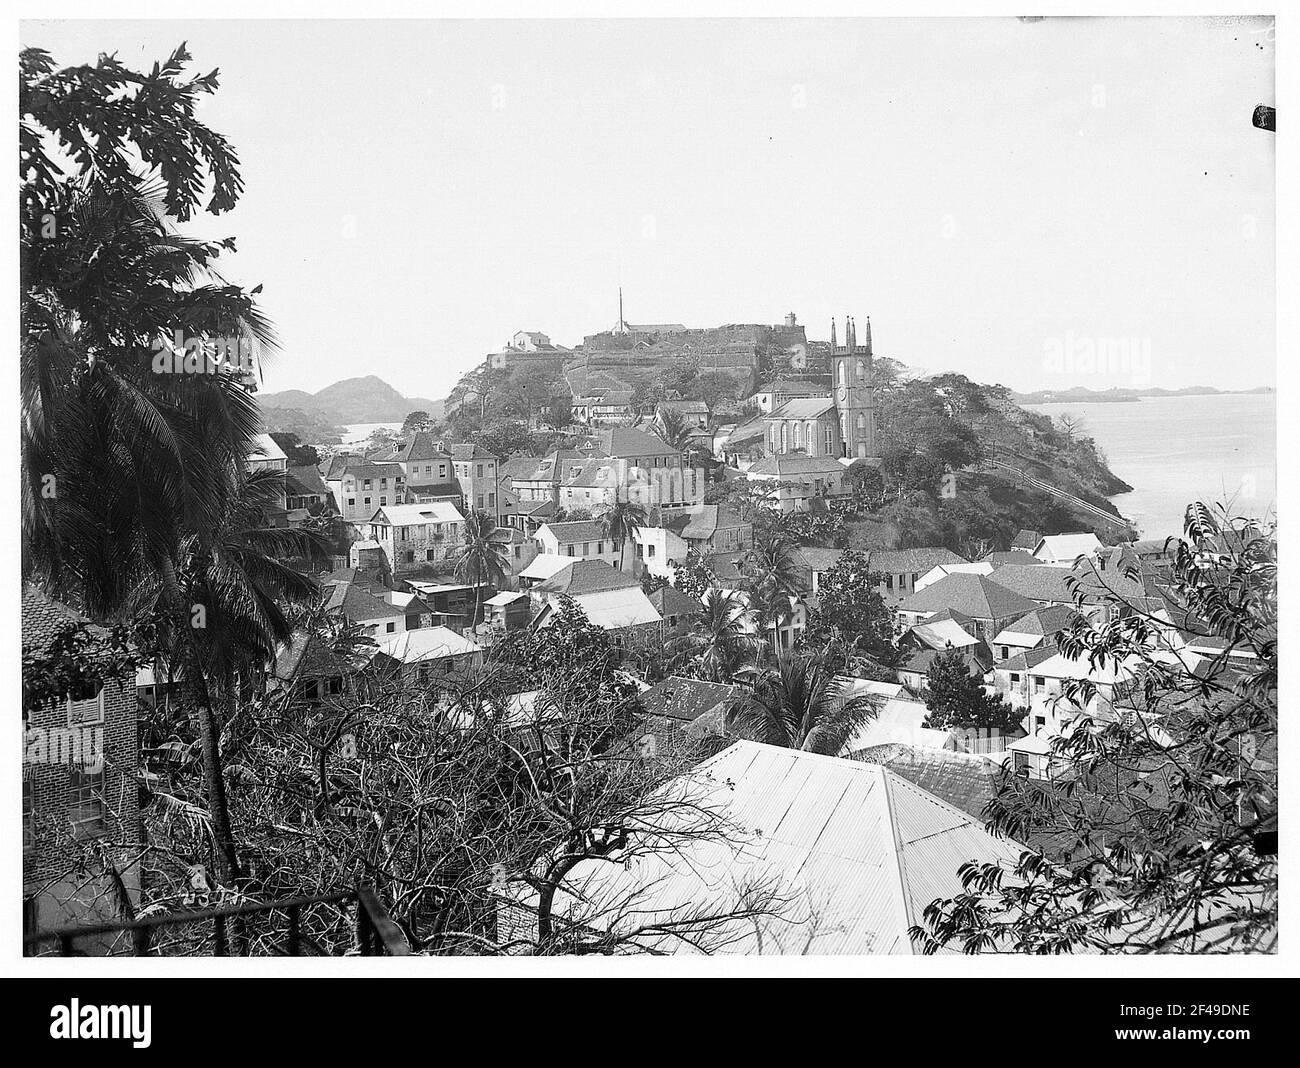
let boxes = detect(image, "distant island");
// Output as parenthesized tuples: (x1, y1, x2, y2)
(258, 374, 443, 440)
(1011, 384, 1275, 405)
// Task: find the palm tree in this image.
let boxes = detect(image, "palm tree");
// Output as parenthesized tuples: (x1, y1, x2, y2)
(453, 509, 511, 629)
(740, 525, 803, 599)
(727, 654, 880, 755)
(602, 498, 649, 573)
(667, 589, 757, 683)
(653, 407, 692, 451)
(127, 468, 330, 880)
(22, 179, 281, 885)
(745, 579, 796, 660)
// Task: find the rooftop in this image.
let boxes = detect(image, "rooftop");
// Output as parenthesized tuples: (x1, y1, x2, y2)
(899, 573, 1037, 620)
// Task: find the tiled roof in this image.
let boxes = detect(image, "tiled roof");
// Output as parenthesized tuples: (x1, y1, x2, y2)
(648, 584, 701, 619)
(866, 547, 966, 574)
(640, 676, 738, 724)
(999, 644, 1061, 672)
(994, 604, 1080, 642)
(324, 453, 365, 479)
(591, 427, 676, 458)
(448, 443, 500, 461)
(1011, 528, 1042, 551)
(748, 454, 845, 476)
(22, 585, 105, 655)
(384, 431, 446, 462)
(899, 573, 1037, 620)
(341, 460, 406, 480)
(792, 546, 844, 572)
(534, 559, 639, 596)
(986, 564, 1076, 603)
(287, 465, 329, 496)
(540, 520, 607, 543)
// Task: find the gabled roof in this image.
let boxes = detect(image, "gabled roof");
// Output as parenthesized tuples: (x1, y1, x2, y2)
(792, 546, 844, 572)
(866, 547, 966, 574)
(534, 585, 661, 629)
(533, 559, 640, 596)
(898, 573, 1037, 620)
(384, 431, 446, 463)
(340, 460, 406, 480)
(986, 564, 1077, 604)
(1032, 532, 1103, 562)
(640, 676, 738, 724)
(447, 443, 500, 461)
(371, 627, 480, 664)
(850, 745, 1002, 825)
(591, 427, 676, 457)
(538, 520, 607, 544)
(287, 465, 329, 496)
(748, 453, 845, 476)
(999, 644, 1062, 672)
(768, 397, 837, 419)
(370, 502, 465, 526)
(248, 433, 287, 463)
(324, 453, 365, 480)
(1011, 528, 1042, 551)
(530, 742, 1026, 954)
(992, 604, 1081, 647)
(648, 584, 701, 619)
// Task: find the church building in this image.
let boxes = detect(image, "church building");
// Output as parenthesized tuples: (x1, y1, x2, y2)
(762, 316, 878, 461)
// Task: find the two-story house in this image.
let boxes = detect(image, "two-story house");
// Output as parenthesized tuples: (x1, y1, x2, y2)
(333, 460, 407, 525)
(534, 520, 621, 568)
(365, 502, 466, 577)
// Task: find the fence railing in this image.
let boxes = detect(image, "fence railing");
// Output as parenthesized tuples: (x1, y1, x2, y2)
(24, 883, 410, 957)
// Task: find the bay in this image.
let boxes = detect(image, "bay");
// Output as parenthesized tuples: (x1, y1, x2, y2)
(1026, 393, 1276, 539)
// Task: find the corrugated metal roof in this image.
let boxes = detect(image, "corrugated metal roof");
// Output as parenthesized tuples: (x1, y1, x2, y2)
(540, 741, 1026, 954)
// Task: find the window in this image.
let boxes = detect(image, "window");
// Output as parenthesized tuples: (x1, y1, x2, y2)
(825, 427, 834, 454)
(488, 493, 496, 508)
(327, 677, 343, 695)
(476, 495, 484, 509)
(1010, 672, 1021, 684)
(856, 359, 866, 380)
(364, 497, 371, 507)
(67, 680, 105, 726)
(426, 549, 436, 562)
(1034, 715, 1046, 730)
(404, 551, 414, 563)
(648, 545, 656, 558)
(68, 767, 105, 834)
(380, 496, 387, 506)
(386, 622, 396, 633)
(1032, 675, 1046, 691)
(566, 546, 574, 557)
(476, 464, 484, 478)
(1013, 751, 1032, 773)
(347, 498, 355, 508)
(363, 479, 372, 490)
(380, 478, 388, 488)
(999, 646, 1010, 659)
(582, 543, 589, 554)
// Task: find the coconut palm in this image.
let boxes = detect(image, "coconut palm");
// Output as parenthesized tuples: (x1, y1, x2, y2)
(667, 589, 757, 683)
(740, 525, 803, 599)
(727, 653, 881, 755)
(745, 579, 796, 660)
(653, 407, 692, 451)
(452, 509, 512, 628)
(22, 179, 282, 885)
(602, 498, 649, 573)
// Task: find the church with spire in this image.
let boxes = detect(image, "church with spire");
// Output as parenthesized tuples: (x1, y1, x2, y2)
(760, 314, 878, 462)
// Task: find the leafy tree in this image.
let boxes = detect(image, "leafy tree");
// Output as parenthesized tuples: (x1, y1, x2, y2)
(799, 549, 894, 664)
(673, 549, 717, 599)
(270, 431, 320, 468)
(728, 654, 879, 755)
(740, 526, 802, 598)
(402, 410, 431, 433)
(844, 460, 884, 510)
(544, 394, 573, 429)
(921, 647, 1021, 733)
(21, 44, 281, 886)
(913, 503, 1277, 954)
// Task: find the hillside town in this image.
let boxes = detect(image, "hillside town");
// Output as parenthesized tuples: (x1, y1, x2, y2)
(18, 25, 1277, 970)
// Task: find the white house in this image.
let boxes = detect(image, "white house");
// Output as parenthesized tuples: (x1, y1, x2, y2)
(632, 525, 688, 579)
(534, 520, 622, 568)
(914, 561, 994, 593)
(1032, 532, 1103, 564)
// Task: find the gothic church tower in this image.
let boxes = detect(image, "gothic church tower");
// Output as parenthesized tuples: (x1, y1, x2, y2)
(831, 316, 878, 460)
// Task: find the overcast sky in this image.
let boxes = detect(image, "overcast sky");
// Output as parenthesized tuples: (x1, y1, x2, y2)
(25, 16, 1275, 399)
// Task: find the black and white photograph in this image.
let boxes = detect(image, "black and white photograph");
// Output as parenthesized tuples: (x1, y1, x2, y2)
(7, 0, 1291, 1030)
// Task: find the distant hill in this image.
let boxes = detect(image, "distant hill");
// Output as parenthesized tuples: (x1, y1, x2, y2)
(258, 375, 442, 424)
(1011, 384, 1274, 405)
